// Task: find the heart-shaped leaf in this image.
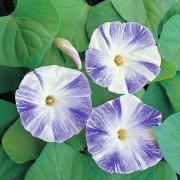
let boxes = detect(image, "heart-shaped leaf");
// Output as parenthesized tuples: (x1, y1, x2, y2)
(111, 0, 176, 39)
(153, 112, 180, 174)
(0, 66, 26, 93)
(53, 0, 90, 52)
(86, 0, 125, 38)
(2, 119, 45, 164)
(142, 83, 174, 119)
(0, 145, 31, 180)
(0, 0, 59, 68)
(0, 100, 18, 138)
(159, 15, 180, 70)
(25, 143, 177, 180)
(66, 129, 86, 151)
(151, 60, 176, 83)
(160, 72, 180, 112)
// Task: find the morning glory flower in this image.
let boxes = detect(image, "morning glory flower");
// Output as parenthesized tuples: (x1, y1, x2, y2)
(85, 22, 161, 94)
(15, 65, 92, 142)
(86, 94, 162, 174)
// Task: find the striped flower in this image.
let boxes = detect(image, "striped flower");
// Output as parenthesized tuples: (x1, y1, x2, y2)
(15, 65, 92, 142)
(85, 22, 161, 94)
(86, 94, 162, 174)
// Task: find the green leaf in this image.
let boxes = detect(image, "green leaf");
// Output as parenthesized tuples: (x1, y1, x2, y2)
(2, 119, 45, 164)
(159, 0, 180, 34)
(160, 72, 180, 112)
(53, 0, 90, 52)
(42, 0, 90, 66)
(111, 0, 175, 39)
(154, 161, 177, 180)
(134, 88, 145, 99)
(159, 14, 180, 70)
(13, 0, 18, 6)
(41, 44, 77, 69)
(0, 100, 18, 138)
(41, 46, 65, 66)
(151, 60, 176, 83)
(89, 78, 144, 107)
(89, 78, 119, 107)
(153, 112, 180, 174)
(142, 83, 174, 119)
(86, 0, 125, 38)
(25, 143, 176, 180)
(66, 129, 86, 151)
(0, 0, 59, 68)
(0, 145, 31, 180)
(0, 66, 26, 93)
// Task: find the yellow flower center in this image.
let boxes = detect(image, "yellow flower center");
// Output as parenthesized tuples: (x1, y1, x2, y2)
(45, 95, 55, 106)
(117, 129, 127, 141)
(114, 55, 124, 66)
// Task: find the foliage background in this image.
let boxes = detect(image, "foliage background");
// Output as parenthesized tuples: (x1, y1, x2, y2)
(0, 0, 179, 179)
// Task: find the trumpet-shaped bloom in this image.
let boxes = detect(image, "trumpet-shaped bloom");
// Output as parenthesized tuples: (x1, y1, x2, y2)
(86, 95, 162, 174)
(85, 22, 161, 94)
(15, 65, 92, 142)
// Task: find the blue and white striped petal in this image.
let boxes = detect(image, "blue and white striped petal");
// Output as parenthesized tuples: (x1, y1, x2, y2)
(86, 94, 162, 174)
(85, 22, 161, 94)
(15, 65, 92, 142)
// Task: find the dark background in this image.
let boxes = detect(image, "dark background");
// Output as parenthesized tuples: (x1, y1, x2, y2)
(86, 0, 104, 6)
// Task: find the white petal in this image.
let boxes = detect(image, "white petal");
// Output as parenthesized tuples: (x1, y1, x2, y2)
(86, 22, 161, 94)
(15, 65, 92, 142)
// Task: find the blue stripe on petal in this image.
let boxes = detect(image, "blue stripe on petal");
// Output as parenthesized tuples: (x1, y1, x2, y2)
(52, 120, 69, 142)
(96, 148, 147, 173)
(33, 71, 44, 89)
(69, 107, 89, 125)
(33, 118, 48, 137)
(86, 126, 108, 154)
(135, 140, 162, 168)
(98, 151, 122, 173)
(89, 67, 113, 87)
(63, 74, 91, 96)
(95, 142, 161, 174)
(51, 96, 92, 142)
(124, 22, 155, 49)
(86, 47, 114, 87)
(126, 28, 154, 47)
(64, 74, 83, 90)
(99, 25, 110, 48)
(109, 22, 155, 51)
(63, 74, 82, 90)
(109, 22, 120, 38)
(87, 127, 108, 137)
(20, 110, 35, 126)
(141, 141, 161, 160)
(138, 61, 160, 76)
(16, 100, 37, 113)
(125, 67, 147, 94)
(112, 98, 122, 119)
(130, 140, 162, 171)
(130, 102, 162, 127)
(86, 48, 110, 68)
(86, 50, 113, 87)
